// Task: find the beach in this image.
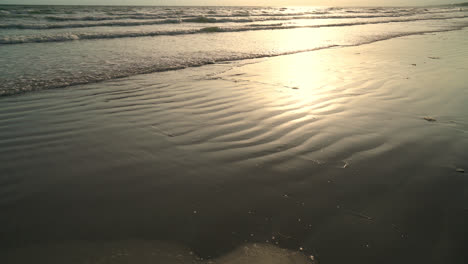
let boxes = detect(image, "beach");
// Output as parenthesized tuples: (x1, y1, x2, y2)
(1, 5, 468, 264)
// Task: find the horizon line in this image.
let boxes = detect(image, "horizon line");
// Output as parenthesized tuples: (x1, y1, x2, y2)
(0, 3, 458, 7)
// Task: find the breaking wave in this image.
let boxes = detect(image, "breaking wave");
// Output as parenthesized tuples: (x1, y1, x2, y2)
(2, 16, 467, 45)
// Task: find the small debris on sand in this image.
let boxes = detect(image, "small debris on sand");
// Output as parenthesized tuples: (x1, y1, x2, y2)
(456, 168, 464, 173)
(392, 224, 406, 238)
(428, 56, 440, 59)
(292, 87, 299, 90)
(411, 64, 417, 66)
(423, 116, 436, 122)
(344, 209, 374, 221)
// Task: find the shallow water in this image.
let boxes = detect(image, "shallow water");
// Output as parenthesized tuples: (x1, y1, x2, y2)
(1, 5, 468, 264)
(1, 5, 468, 96)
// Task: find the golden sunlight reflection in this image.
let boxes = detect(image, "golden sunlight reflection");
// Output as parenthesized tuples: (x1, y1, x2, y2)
(232, 29, 363, 106)
(231, 46, 352, 107)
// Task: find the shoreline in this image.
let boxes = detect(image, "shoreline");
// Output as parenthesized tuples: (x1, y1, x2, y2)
(1, 24, 468, 96)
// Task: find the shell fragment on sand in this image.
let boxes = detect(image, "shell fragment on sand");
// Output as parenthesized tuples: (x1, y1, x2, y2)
(423, 117, 437, 122)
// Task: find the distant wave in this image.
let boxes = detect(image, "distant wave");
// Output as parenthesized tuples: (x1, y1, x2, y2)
(42, 12, 328, 21)
(44, 15, 178, 21)
(1, 13, 466, 30)
(5, 8, 460, 23)
(1, 16, 467, 45)
(0, 17, 260, 30)
(0, 18, 183, 29)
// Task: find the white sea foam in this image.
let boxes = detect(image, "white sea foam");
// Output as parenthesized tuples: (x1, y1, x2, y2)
(1, 16, 467, 45)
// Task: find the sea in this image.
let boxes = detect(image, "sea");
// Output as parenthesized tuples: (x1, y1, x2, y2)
(0, 5, 467, 96)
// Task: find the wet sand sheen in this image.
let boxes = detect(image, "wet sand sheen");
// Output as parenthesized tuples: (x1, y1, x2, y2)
(1, 30, 468, 263)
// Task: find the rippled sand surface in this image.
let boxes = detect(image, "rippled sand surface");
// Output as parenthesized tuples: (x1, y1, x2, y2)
(1, 30, 468, 263)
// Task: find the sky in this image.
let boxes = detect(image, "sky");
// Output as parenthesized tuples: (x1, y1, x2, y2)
(0, 0, 465, 6)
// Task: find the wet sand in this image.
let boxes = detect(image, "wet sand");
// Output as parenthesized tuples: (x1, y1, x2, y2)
(1, 29, 468, 263)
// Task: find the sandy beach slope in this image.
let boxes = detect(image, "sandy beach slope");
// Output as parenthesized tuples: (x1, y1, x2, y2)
(1, 29, 467, 263)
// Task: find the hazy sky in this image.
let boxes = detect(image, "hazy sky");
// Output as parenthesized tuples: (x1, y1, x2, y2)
(0, 0, 465, 6)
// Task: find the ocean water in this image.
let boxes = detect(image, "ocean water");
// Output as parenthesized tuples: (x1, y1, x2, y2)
(0, 5, 468, 96)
